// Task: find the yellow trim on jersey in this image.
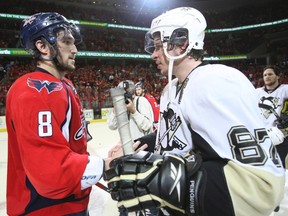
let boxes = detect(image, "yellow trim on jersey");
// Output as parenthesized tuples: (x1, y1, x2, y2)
(224, 161, 285, 216)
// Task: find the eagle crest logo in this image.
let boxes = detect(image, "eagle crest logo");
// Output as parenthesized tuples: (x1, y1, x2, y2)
(27, 78, 63, 94)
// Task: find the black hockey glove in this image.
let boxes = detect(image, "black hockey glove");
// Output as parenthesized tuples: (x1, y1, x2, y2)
(276, 113, 288, 135)
(103, 151, 205, 216)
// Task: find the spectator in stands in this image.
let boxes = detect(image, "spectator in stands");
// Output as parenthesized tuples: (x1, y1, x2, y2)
(0, 63, 5, 81)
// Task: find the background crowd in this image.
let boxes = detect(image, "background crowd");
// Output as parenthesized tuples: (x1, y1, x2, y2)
(0, 0, 288, 117)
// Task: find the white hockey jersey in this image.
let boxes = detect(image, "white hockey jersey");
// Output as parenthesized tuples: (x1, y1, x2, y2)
(156, 63, 285, 215)
(256, 84, 288, 127)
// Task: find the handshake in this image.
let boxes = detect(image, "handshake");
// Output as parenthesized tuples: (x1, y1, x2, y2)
(103, 151, 205, 216)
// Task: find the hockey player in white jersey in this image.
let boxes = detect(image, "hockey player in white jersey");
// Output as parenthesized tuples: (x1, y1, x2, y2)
(104, 7, 285, 216)
(256, 65, 288, 216)
(256, 65, 288, 168)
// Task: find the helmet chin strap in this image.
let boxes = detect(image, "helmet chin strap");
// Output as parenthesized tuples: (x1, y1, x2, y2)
(163, 42, 190, 101)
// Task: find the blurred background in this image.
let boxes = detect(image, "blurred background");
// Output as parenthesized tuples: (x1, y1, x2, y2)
(0, 0, 288, 215)
(0, 0, 287, 118)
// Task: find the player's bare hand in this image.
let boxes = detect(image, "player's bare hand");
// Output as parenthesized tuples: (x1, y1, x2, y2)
(108, 142, 123, 158)
(108, 141, 148, 158)
(105, 141, 149, 170)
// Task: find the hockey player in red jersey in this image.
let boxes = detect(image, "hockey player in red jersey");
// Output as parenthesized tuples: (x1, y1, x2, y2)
(5, 12, 116, 215)
(104, 7, 286, 216)
(135, 81, 160, 130)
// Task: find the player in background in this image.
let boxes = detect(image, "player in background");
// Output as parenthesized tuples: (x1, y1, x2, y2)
(107, 80, 154, 142)
(135, 81, 160, 130)
(107, 80, 156, 216)
(256, 65, 288, 168)
(5, 12, 117, 215)
(135, 81, 146, 97)
(104, 7, 285, 216)
(256, 65, 288, 215)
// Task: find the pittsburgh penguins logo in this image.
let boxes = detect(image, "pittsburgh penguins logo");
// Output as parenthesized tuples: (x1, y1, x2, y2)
(27, 78, 63, 94)
(158, 108, 187, 152)
(258, 96, 280, 119)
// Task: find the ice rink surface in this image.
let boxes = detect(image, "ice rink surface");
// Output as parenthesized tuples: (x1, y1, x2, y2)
(0, 121, 287, 216)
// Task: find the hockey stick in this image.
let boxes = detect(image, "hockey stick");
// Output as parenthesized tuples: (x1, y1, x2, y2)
(96, 182, 110, 193)
(110, 87, 135, 155)
(95, 88, 134, 194)
(258, 103, 288, 141)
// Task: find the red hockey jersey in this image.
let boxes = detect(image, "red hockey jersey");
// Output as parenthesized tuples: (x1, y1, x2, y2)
(6, 69, 92, 215)
(144, 93, 160, 124)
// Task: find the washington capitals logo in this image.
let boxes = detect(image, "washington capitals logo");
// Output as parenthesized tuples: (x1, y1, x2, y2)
(27, 78, 63, 94)
(23, 16, 36, 27)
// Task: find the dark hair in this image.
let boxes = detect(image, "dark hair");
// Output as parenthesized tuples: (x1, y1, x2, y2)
(135, 81, 145, 90)
(263, 65, 281, 76)
(187, 49, 207, 61)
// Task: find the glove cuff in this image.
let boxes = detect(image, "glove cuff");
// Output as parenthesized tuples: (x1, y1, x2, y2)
(184, 153, 206, 216)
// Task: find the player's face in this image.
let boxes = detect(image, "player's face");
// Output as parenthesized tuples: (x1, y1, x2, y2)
(263, 68, 278, 87)
(135, 87, 144, 96)
(56, 30, 78, 71)
(151, 38, 169, 76)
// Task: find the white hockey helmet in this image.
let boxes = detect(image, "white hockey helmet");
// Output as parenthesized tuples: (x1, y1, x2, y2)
(144, 7, 207, 55)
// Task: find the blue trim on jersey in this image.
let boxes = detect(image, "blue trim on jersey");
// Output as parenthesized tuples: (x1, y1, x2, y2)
(22, 177, 89, 215)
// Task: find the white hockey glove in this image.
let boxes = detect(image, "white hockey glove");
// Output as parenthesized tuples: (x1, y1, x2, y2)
(104, 151, 206, 216)
(266, 127, 285, 145)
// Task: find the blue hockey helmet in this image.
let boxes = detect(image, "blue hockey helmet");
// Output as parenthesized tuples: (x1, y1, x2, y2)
(20, 12, 82, 56)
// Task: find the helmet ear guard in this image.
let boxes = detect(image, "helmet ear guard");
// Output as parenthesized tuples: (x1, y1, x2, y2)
(167, 28, 189, 51)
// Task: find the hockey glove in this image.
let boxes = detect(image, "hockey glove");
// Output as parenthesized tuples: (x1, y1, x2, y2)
(266, 127, 284, 145)
(276, 113, 288, 136)
(103, 151, 205, 216)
